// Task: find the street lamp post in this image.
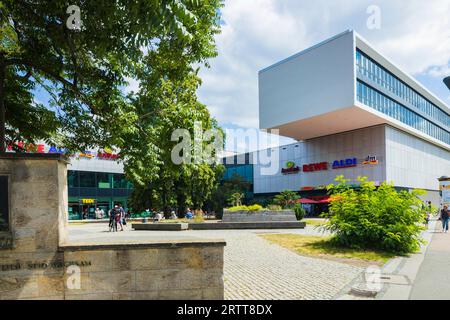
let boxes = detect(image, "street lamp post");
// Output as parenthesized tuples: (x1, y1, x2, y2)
(444, 76, 450, 91)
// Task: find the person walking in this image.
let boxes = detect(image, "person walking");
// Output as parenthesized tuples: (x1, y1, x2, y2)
(109, 206, 118, 232)
(440, 205, 449, 233)
(117, 204, 125, 231)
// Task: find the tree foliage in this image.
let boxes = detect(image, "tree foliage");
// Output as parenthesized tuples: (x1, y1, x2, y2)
(1, 0, 226, 213)
(322, 175, 427, 254)
(273, 189, 300, 209)
(0, 0, 223, 184)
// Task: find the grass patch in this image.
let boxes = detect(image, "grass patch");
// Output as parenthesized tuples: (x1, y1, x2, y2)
(260, 234, 396, 267)
(302, 219, 327, 226)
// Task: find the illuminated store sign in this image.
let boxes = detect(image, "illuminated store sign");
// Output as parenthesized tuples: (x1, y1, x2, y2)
(6, 142, 119, 161)
(332, 158, 357, 169)
(80, 199, 96, 204)
(362, 155, 379, 165)
(281, 161, 300, 174)
(303, 162, 328, 172)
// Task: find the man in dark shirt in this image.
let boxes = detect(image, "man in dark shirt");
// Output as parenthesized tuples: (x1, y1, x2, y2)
(441, 205, 449, 233)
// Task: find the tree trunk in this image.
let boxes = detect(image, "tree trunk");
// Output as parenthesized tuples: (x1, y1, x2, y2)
(0, 58, 5, 153)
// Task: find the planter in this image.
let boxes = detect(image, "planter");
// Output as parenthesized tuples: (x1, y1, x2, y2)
(222, 210, 297, 222)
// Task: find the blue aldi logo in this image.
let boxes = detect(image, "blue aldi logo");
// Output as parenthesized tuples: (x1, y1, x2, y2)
(332, 158, 357, 169)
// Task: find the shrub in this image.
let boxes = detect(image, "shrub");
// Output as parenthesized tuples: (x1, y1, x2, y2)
(227, 205, 249, 211)
(273, 190, 300, 208)
(293, 204, 305, 220)
(267, 204, 283, 211)
(227, 204, 263, 212)
(322, 175, 427, 255)
(247, 204, 263, 211)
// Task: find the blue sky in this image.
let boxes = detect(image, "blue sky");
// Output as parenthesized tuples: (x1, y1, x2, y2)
(197, 0, 450, 152)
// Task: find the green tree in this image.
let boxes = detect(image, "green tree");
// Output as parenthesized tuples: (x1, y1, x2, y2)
(228, 192, 244, 207)
(323, 175, 426, 254)
(0, 0, 223, 189)
(207, 173, 251, 215)
(273, 190, 300, 209)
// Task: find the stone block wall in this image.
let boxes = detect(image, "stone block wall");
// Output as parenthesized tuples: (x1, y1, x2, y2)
(60, 244, 224, 300)
(0, 155, 225, 300)
(222, 210, 297, 222)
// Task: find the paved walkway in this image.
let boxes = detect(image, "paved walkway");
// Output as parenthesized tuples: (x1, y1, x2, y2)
(68, 224, 363, 300)
(409, 219, 450, 299)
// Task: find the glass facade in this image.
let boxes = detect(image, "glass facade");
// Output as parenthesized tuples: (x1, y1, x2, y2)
(68, 170, 133, 220)
(356, 49, 450, 145)
(357, 80, 450, 145)
(222, 164, 254, 183)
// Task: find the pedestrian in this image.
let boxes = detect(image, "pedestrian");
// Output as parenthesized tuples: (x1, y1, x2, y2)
(440, 205, 449, 233)
(109, 206, 118, 232)
(117, 203, 125, 231)
(95, 207, 102, 219)
(185, 208, 193, 219)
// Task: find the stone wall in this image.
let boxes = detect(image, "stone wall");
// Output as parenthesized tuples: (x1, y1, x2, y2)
(0, 155, 225, 300)
(222, 210, 297, 222)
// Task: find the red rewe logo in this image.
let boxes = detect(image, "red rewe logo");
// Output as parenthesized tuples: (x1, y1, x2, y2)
(303, 162, 328, 172)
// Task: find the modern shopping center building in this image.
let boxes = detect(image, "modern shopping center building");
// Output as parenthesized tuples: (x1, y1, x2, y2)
(223, 30, 450, 209)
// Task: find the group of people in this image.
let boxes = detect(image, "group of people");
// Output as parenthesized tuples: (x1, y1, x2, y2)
(108, 204, 126, 232)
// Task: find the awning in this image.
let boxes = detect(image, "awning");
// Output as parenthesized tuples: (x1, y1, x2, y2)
(298, 198, 321, 204)
(297, 196, 332, 204)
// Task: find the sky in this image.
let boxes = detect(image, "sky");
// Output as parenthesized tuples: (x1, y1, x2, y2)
(197, 0, 450, 153)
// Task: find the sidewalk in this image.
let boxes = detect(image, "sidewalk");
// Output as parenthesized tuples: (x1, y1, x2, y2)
(337, 218, 440, 300)
(409, 219, 450, 299)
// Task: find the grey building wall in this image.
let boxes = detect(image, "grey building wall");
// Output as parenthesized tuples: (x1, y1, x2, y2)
(259, 30, 355, 130)
(253, 125, 386, 194)
(385, 126, 450, 195)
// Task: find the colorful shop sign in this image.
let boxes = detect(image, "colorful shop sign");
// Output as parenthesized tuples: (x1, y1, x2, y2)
(362, 155, 379, 165)
(440, 179, 450, 205)
(332, 158, 357, 169)
(281, 161, 300, 174)
(80, 199, 96, 204)
(6, 142, 119, 161)
(303, 162, 328, 172)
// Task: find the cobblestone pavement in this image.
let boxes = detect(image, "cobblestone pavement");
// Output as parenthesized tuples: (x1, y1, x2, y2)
(217, 230, 362, 300)
(68, 224, 363, 300)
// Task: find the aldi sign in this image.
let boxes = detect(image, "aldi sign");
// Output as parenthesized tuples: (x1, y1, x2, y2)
(332, 158, 357, 169)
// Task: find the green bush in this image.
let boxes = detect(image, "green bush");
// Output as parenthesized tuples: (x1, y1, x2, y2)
(273, 190, 300, 208)
(227, 204, 263, 212)
(293, 204, 305, 220)
(247, 204, 263, 211)
(322, 175, 426, 255)
(267, 204, 283, 211)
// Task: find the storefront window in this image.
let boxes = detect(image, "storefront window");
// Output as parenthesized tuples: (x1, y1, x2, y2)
(68, 171, 79, 188)
(113, 174, 128, 189)
(79, 171, 96, 188)
(97, 173, 111, 188)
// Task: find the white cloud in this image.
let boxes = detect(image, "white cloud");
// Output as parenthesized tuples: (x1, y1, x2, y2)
(198, 0, 450, 142)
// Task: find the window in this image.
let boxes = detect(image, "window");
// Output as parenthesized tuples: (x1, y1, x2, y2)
(357, 80, 450, 146)
(97, 173, 111, 189)
(79, 171, 96, 188)
(68, 171, 79, 188)
(356, 49, 450, 129)
(113, 174, 128, 189)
